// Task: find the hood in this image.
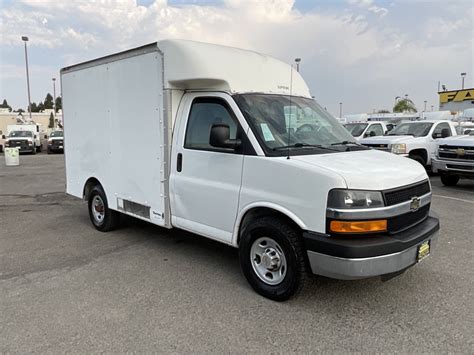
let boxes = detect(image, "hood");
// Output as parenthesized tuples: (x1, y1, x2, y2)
(292, 149, 427, 190)
(50, 137, 64, 141)
(360, 135, 416, 145)
(6, 137, 30, 141)
(437, 135, 474, 147)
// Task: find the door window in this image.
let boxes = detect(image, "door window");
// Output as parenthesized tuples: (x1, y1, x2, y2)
(432, 123, 451, 138)
(366, 124, 384, 136)
(184, 98, 240, 152)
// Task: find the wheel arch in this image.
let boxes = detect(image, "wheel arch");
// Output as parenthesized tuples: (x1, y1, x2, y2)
(232, 203, 306, 247)
(409, 148, 428, 165)
(83, 177, 103, 201)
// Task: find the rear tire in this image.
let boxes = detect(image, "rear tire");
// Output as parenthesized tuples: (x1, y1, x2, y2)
(239, 217, 307, 301)
(440, 173, 459, 186)
(87, 185, 120, 232)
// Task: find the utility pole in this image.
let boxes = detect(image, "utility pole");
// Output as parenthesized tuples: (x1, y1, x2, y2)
(22, 36, 32, 119)
(294, 58, 301, 72)
(339, 102, 342, 118)
(461, 72, 466, 89)
(424, 100, 427, 111)
(52, 77, 57, 128)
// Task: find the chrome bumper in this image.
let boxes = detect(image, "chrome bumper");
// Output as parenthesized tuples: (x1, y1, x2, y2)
(432, 157, 474, 173)
(307, 232, 438, 280)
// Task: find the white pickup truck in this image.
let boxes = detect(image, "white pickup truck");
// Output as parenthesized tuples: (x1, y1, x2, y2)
(343, 121, 389, 141)
(360, 120, 458, 168)
(2, 124, 45, 154)
(432, 132, 474, 185)
(62, 40, 440, 300)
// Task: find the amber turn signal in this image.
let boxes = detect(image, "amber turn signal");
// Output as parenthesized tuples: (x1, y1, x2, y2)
(330, 219, 387, 234)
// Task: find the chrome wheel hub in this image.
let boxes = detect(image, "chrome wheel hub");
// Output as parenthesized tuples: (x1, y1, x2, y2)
(92, 195, 105, 224)
(250, 237, 287, 285)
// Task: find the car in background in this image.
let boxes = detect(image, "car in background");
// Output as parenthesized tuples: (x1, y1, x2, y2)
(360, 120, 458, 169)
(343, 121, 388, 141)
(432, 131, 474, 186)
(47, 130, 64, 154)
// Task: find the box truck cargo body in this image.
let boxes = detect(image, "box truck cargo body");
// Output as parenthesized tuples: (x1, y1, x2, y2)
(62, 40, 440, 300)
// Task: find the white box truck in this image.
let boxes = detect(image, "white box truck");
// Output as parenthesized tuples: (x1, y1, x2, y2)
(61, 40, 440, 300)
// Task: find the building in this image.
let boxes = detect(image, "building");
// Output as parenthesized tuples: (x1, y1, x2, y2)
(439, 88, 474, 112)
(0, 110, 62, 137)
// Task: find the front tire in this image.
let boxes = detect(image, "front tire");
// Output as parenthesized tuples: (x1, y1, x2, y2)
(440, 173, 459, 186)
(87, 185, 120, 232)
(410, 154, 426, 167)
(239, 217, 307, 301)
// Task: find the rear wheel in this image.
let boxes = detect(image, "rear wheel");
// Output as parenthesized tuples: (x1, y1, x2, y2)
(239, 217, 307, 301)
(440, 173, 459, 186)
(88, 185, 120, 232)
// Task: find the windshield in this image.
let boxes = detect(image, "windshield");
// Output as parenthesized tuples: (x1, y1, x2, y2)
(50, 131, 63, 137)
(344, 123, 368, 137)
(388, 122, 433, 137)
(233, 94, 359, 156)
(9, 131, 33, 138)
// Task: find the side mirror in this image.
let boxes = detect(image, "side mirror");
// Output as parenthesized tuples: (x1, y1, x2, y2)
(209, 124, 241, 149)
(441, 128, 450, 138)
(432, 132, 441, 139)
(369, 131, 376, 137)
(465, 129, 471, 134)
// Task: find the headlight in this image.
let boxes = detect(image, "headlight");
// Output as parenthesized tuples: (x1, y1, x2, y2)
(328, 189, 384, 209)
(48, 139, 53, 144)
(391, 143, 406, 154)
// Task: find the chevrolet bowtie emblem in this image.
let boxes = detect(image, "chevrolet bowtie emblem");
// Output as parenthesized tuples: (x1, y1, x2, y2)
(410, 196, 421, 212)
(456, 148, 465, 156)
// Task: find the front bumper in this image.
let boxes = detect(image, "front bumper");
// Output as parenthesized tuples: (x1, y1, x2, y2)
(432, 156, 474, 175)
(47, 144, 64, 152)
(303, 214, 439, 280)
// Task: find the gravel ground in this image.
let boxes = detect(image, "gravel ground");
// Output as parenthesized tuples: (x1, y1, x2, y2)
(1, 153, 473, 353)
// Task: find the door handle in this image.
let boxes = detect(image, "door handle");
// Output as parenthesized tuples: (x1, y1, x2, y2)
(177, 153, 182, 172)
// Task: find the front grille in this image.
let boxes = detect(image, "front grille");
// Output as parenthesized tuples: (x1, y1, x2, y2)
(383, 180, 431, 206)
(52, 140, 63, 147)
(363, 144, 390, 151)
(438, 146, 474, 161)
(9, 140, 28, 148)
(388, 204, 430, 234)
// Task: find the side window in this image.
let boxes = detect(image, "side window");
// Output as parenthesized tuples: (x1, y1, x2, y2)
(368, 124, 384, 136)
(184, 98, 239, 151)
(432, 123, 451, 138)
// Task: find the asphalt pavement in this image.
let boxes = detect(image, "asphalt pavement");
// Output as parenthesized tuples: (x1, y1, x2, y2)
(1, 153, 473, 352)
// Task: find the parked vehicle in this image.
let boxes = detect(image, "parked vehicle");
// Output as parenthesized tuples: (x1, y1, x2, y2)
(360, 120, 458, 168)
(344, 121, 388, 141)
(2, 124, 45, 154)
(432, 131, 474, 186)
(47, 130, 64, 154)
(62, 40, 440, 301)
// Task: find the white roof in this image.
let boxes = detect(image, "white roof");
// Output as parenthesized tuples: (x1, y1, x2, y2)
(158, 40, 310, 97)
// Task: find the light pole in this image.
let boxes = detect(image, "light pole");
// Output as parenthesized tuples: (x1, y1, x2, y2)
(461, 72, 466, 89)
(339, 102, 342, 118)
(424, 100, 427, 111)
(294, 58, 301, 72)
(22, 36, 32, 119)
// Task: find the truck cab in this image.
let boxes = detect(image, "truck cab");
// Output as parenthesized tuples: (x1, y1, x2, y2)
(3, 124, 44, 154)
(47, 130, 64, 154)
(61, 40, 440, 301)
(360, 120, 457, 168)
(344, 121, 387, 141)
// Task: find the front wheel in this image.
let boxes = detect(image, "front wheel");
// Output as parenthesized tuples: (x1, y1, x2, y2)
(87, 185, 120, 232)
(440, 173, 459, 186)
(410, 154, 426, 168)
(239, 217, 307, 301)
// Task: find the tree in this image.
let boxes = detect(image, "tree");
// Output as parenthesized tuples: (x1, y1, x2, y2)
(48, 112, 55, 128)
(44, 93, 54, 109)
(0, 99, 12, 112)
(37, 101, 45, 112)
(393, 98, 417, 113)
(30, 102, 39, 113)
(16, 108, 25, 113)
(377, 109, 390, 113)
(55, 96, 62, 112)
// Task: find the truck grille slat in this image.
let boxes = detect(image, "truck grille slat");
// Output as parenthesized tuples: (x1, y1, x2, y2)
(383, 180, 431, 206)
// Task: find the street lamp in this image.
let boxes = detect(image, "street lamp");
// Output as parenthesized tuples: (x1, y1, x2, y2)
(52, 78, 57, 128)
(339, 102, 342, 118)
(294, 58, 301, 72)
(424, 100, 427, 111)
(461, 72, 466, 89)
(22, 36, 32, 119)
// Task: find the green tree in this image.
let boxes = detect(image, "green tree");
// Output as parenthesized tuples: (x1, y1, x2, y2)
(30, 102, 39, 112)
(38, 101, 45, 112)
(48, 112, 55, 128)
(393, 98, 417, 113)
(55, 96, 62, 112)
(1, 99, 12, 111)
(44, 93, 54, 109)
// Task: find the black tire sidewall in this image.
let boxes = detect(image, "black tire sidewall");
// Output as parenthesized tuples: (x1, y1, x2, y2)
(239, 219, 304, 301)
(88, 186, 110, 231)
(440, 173, 459, 186)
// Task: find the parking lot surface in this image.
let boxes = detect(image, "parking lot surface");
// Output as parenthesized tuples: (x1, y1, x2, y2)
(1, 154, 473, 352)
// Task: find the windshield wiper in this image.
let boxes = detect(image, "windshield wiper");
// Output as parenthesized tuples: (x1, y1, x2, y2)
(273, 143, 340, 151)
(330, 141, 361, 146)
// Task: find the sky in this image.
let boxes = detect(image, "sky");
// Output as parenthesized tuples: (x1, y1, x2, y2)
(0, 0, 473, 117)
